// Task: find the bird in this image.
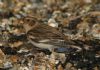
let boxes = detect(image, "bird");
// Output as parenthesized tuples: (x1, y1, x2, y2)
(18, 16, 71, 52)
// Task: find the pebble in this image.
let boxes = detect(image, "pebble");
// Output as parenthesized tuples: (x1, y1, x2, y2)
(48, 18, 58, 28)
(3, 61, 13, 68)
(91, 24, 100, 39)
(19, 66, 29, 70)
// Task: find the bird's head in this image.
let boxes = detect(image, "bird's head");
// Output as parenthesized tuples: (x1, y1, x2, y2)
(19, 16, 39, 33)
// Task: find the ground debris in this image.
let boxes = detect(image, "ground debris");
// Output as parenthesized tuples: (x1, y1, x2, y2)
(0, 0, 100, 70)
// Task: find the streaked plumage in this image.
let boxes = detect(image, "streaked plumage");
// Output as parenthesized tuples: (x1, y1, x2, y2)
(19, 16, 69, 51)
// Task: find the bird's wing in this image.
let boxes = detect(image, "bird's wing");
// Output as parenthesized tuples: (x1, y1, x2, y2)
(27, 23, 64, 40)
